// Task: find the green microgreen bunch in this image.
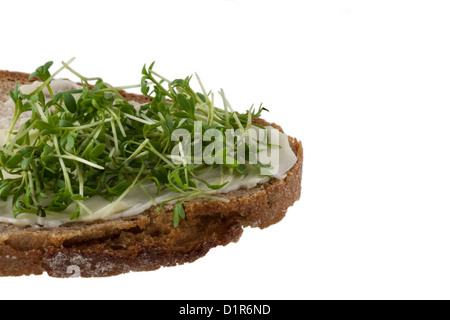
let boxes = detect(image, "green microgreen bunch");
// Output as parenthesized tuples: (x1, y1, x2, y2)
(0, 59, 269, 227)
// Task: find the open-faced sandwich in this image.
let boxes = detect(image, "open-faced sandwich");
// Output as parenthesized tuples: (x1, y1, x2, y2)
(0, 59, 303, 277)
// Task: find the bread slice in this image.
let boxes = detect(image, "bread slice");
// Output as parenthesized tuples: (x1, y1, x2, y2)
(0, 70, 303, 277)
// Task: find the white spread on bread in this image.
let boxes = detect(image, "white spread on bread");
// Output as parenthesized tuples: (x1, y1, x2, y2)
(0, 80, 83, 130)
(0, 80, 297, 228)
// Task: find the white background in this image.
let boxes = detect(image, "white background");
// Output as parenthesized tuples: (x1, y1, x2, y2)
(1, 0, 450, 300)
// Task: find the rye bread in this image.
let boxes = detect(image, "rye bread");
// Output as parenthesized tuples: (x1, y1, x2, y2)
(0, 70, 303, 277)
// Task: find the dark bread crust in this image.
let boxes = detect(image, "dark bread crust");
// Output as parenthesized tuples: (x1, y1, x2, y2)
(0, 70, 303, 277)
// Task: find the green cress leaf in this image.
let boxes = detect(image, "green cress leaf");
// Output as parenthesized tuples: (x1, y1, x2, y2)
(59, 120, 74, 128)
(70, 205, 81, 220)
(64, 134, 75, 151)
(0, 182, 13, 200)
(105, 180, 129, 196)
(172, 171, 184, 188)
(6, 154, 23, 169)
(35, 120, 53, 131)
(21, 157, 32, 171)
(71, 194, 89, 201)
(44, 144, 54, 154)
(173, 202, 186, 227)
(177, 94, 190, 112)
(56, 179, 66, 190)
(165, 114, 174, 132)
(44, 61, 54, 72)
(12, 199, 23, 218)
(89, 143, 106, 159)
(197, 92, 206, 103)
(195, 177, 229, 190)
(9, 83, 18, 102)
(29, 61, 53, 81)
(173, 207, 180, 227)
(178, 204, 185, 219)
(141, 76, 150, 96)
